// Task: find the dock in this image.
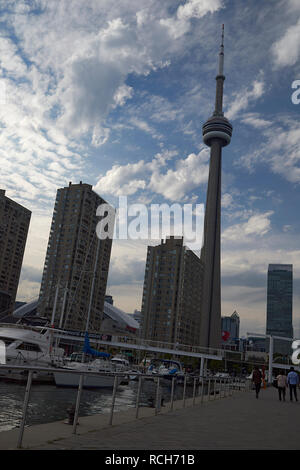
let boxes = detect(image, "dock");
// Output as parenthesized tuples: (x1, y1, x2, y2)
(1, 386, 299, 450)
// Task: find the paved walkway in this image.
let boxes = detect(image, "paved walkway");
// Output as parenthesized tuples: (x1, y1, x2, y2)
(1, 386, 300, 450)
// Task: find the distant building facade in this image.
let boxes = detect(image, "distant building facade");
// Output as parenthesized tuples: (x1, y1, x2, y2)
(266, 264, 293, 355)
(133, 309, 141, 325)
(247, 336, 266, 352)
(140, 236, 204, 346)
(221, 311, 240, 344)
(105, 295, 113, 305)
(38, 182, 114, 333)
(100, 301, 139, 337)
(0, 190, 31, 316)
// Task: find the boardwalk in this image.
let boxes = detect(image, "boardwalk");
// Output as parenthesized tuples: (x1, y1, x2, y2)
(1, 386, 300, 450)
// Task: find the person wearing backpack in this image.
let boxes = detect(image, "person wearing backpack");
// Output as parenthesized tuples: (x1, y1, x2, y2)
(252, 365, 262, 399)
(287, 367, 299, 402)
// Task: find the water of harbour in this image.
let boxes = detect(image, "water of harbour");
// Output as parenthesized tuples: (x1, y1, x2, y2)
(0, 379, 196, 433)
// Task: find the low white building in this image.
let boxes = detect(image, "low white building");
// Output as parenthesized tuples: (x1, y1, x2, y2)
(11, 299, 139, 336)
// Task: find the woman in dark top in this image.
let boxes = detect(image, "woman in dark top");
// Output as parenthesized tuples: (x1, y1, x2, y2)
(252, 366, 262, 399)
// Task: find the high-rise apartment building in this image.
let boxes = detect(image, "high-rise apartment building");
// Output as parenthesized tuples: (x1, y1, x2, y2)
(38, 182, 114, 333)
(0, 189, 31, 315)
(266, 264, 293, 355)
(140, 236, 204, 347)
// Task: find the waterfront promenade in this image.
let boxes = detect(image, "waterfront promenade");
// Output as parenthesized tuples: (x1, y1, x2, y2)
(1, 385, 300, 450)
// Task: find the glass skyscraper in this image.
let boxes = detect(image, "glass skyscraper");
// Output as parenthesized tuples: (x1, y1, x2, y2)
(266, 264, 293, 355)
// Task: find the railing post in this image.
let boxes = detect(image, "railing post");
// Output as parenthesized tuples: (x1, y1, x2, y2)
(182, 374, 187, 408)
(201, 377, 205, 404)
(72, 373, 84, 434)
(109, 374, 119, 425)
(192, 377, 197, 406)
(207, 378, 211, 401)
(17, 370, 33, 449)
(268, 335, 274, 385)
(135, 375, 142, 419)
(214, 378, 217, 400)
(155, 377, 161, 415)
(170, 376, 175, 411)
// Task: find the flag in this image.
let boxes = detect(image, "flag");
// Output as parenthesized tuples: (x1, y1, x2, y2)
(222, 331, 230, 341)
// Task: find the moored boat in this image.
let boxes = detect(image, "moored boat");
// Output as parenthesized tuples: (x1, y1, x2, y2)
(53, 358, 124, 388)
(0, 323, 65, 383)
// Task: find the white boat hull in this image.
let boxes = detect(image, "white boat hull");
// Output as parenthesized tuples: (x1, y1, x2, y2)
(54, 370, 122, 389)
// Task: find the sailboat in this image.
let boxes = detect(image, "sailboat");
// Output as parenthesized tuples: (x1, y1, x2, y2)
(53, 236, 124, 389)
(53, 332, 123, 388)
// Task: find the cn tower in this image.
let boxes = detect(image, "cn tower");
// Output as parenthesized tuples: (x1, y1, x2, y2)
(200, 25, 233, 349)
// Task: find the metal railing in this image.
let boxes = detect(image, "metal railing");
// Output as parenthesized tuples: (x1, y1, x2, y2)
(0, 364, 248, 449)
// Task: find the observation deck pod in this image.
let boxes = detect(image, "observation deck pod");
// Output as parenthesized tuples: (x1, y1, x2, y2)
(202, 115, 233, 147)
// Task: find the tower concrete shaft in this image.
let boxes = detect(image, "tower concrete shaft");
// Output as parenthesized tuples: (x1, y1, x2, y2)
(200, 25, 233, 349)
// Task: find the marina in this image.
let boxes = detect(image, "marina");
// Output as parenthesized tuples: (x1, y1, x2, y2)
(0, 362, 245, 448)
(2, 372, 298, 451)
(6, 386, 298, 451)
(0, 367, 206, 433)
(0, 361, 247, 450)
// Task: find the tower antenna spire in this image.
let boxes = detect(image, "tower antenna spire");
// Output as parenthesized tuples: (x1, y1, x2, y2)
(218, 24, 224, 76)
(214, 24, 225, 115)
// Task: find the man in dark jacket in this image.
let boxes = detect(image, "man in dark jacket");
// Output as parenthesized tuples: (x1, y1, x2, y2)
(252, 366, 262, 399)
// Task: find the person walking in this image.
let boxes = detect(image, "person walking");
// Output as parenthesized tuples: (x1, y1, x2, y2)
(276, 372, 287, 401)
(252, 365, 262, 399)
(287, 367, 299, 402)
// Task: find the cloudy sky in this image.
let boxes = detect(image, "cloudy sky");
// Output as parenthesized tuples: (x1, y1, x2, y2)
(1, 0, 299, 337)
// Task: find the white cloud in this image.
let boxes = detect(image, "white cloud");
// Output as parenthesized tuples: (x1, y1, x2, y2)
(0, 0, 221, 209)
(95, 160, 147, 196)
(241, 113, 272, 129)
(160, 0, 223, 39)
(226, 79, 265, 120)
(221, 193, 234, 208)
(149, 149, 209, 200)
(95, 148, 209, 201)
(129, 117, 162, 140)
(222, 211, 274, 243)
(92, 126, 111, 147)
(272, 18, 300, 68)
(239, 117, 300, 183)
